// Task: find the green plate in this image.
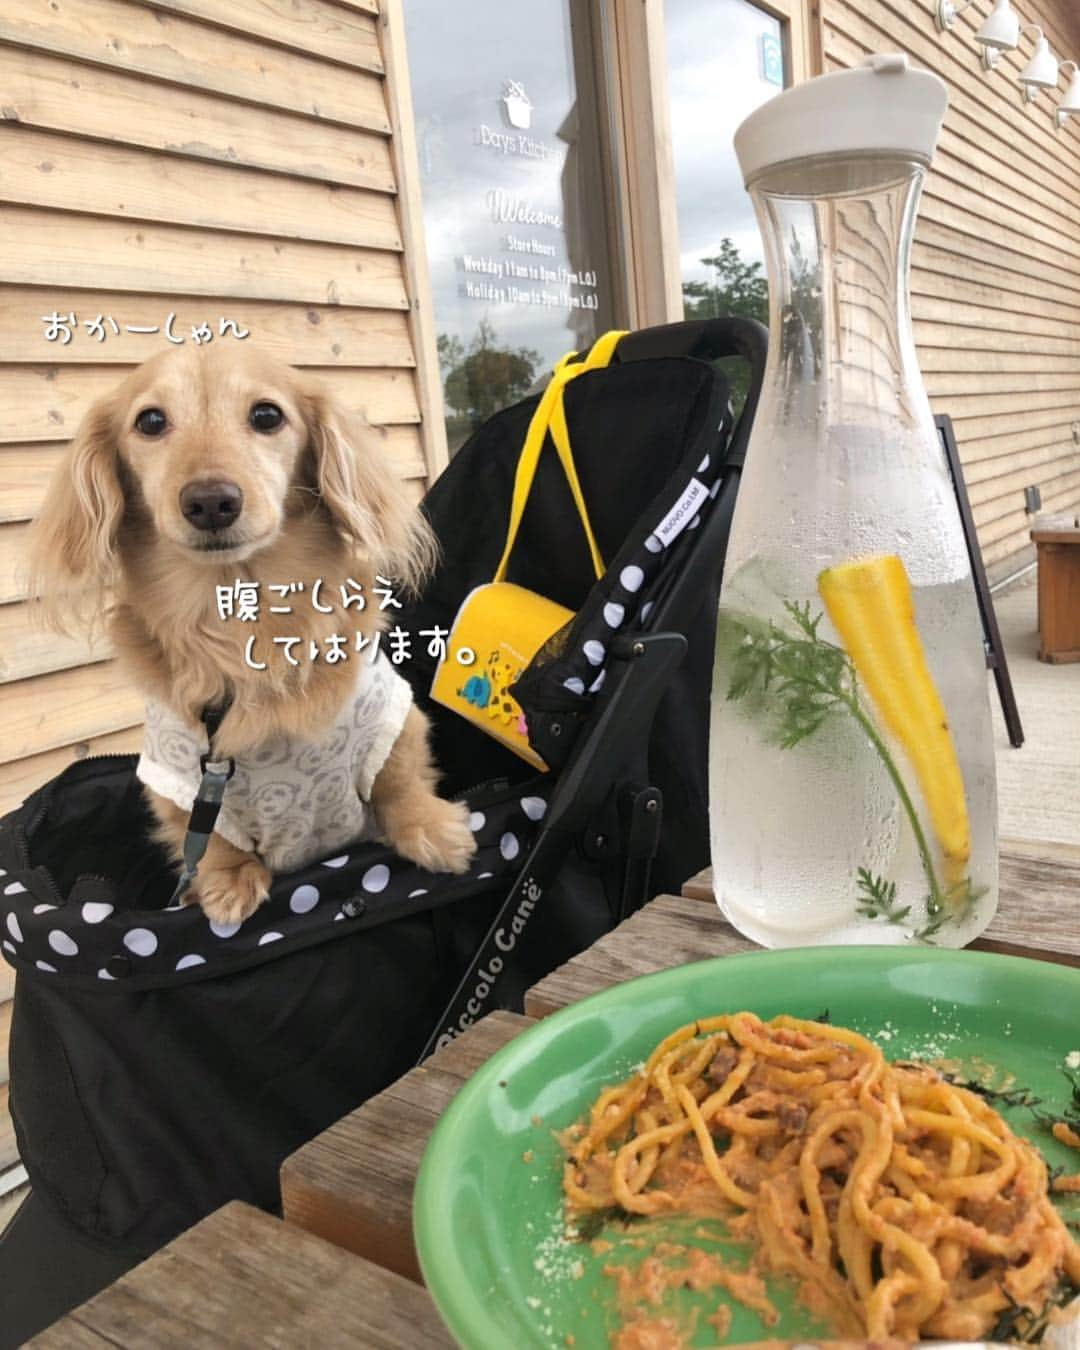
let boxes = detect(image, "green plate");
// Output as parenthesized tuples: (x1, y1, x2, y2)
(414, 948, 1080, 1349)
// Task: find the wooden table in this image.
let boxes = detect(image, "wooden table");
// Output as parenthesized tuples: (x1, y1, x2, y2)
(279, 846, 1080, 1289)
(1032, 522, 1080, 662)
(28, 1202, 455, 1349)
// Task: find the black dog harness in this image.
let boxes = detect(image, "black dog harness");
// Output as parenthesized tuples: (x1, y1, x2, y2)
(164, 700, 235, 908)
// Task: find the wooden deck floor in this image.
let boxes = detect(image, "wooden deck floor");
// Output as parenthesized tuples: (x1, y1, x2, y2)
(992, 575, 1080, 855)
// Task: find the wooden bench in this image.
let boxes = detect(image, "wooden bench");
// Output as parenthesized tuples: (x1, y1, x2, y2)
(27, 1202, 455, 1348)
(1032, 522, 1080, 663)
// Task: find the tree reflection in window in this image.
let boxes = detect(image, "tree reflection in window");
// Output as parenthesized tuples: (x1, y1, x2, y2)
(438, 319, 542, 454)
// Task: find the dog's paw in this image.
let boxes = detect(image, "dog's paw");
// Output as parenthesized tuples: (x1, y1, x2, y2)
(388, 797, 478, 875)
(192, 858, 272, 926)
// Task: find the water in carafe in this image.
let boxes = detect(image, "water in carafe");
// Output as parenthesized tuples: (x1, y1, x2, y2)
(709, 57, 998, 948)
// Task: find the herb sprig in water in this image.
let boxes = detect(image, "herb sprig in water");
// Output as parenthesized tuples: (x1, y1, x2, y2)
(725, 601, 978, 941)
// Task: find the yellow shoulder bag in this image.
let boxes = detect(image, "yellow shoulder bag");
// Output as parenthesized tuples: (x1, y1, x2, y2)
(431, 330, 627, 770)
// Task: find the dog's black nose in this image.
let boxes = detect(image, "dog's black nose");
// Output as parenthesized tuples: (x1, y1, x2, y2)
(179, 480, 244, 531)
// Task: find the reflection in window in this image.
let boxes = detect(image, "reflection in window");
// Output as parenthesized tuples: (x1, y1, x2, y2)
(666, 0, 786, 407)
(405, 2, 618, 454)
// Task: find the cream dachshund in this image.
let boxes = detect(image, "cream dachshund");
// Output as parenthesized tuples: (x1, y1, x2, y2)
(28, 345, 476, 925)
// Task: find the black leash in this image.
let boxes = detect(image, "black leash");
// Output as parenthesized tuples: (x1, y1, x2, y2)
(164, 699, 235, 908)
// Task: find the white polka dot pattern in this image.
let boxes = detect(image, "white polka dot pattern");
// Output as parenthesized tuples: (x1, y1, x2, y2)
(176, 954, 206, 970)
(82, 902, 113, 924)
(6, 914, 22, 943)
(289, 885, 320, 914)
(620, 565, 645, 592)
(124, 928, 158, 957)
(603, 602, 625, 629)
(362, 864, 390, 893)
(583, 640, 605, 666)
(500, 833, 520, 861)
(48, 930, 78, 957)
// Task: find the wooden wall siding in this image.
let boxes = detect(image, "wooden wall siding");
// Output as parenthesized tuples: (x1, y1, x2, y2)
(819, 0, 1080, 579)
(0, 0, 444, 823)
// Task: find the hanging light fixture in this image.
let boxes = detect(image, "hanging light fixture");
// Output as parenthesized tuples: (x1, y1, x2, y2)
(935, 0, 979, 34)
(1016, 25, 1059, 102)
(971, 0, 1020, 70)
(1057, 60, 1080, 127)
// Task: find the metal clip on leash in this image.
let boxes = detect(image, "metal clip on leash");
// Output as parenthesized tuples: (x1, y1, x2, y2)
(165, 701, 235, 908)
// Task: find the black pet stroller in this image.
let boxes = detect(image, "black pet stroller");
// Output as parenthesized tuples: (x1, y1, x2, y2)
(0, 316, 767, 1344)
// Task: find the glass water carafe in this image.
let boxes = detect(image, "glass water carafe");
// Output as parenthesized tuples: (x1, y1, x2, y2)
(710, 55, 998, 948)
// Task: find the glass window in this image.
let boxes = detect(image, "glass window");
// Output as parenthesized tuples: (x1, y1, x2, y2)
(666, 0, 787, 336)
(404, 2, 620, 455)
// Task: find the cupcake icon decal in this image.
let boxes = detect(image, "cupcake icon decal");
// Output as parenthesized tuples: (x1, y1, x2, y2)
(501, 80, 533, 130)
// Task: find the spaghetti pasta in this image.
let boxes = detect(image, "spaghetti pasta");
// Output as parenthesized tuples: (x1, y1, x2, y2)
(561, 1012, 1080, 1341)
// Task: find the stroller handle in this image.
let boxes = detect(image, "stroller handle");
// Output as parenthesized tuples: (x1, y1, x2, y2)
(563, 317, 770, 461)
(615, 316, 768, 466)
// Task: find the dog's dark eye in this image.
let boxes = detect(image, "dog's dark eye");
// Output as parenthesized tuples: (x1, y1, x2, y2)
(250, 402, 284, 433)
(134, 407, 167, 437)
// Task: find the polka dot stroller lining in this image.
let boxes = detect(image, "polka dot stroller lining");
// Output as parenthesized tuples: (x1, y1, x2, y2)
(0, 755, 549, 993)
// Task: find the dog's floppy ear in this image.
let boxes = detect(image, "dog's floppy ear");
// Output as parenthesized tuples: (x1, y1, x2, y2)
(25, 389, 125, 634)
(304, 388, 437, 595)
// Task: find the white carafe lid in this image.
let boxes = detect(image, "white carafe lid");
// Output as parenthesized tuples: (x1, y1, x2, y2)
(734, 53, 948, 186)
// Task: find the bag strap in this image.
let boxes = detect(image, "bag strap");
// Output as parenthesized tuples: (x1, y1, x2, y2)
(493, 329, 628, 585)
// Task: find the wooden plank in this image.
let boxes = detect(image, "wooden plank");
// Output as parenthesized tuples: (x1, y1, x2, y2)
(0, 0, 388, 129)
(0, 523, 31, 604)
(977, 475, 1080, 536)
(0, 47, 396, 191)
(917, 192, 1080, 297)
(968, 457, 1080, 512)
(913, 293, 1080, 346)
(148, 0, 383, 74)
(0, 127, 402, 251)
(524, 896, 756, 1020)
(529, 884, 1080, 1025)
(0, 365, 420, 445)
(1, 661, 143, 766)
(966, 425, 1080, 474)
(378, 0, 449, 480)
(925, 371, 1080, 400)
(328, 0, 379, 15)
(0, 599, 110, 682)
(280, 1010, 532, 1282)
(31, 1202, 456, 1349)
(0, 441, 64, 521)
(679, 854, 1080, 963)
(919, 346, 1080, 376)
(0, 208, 408, 311)
(914, 231, 1080, 311)
(928, 402, 1080, 446)
(0, 724, 144, 819)
(4, 290, 414, 368)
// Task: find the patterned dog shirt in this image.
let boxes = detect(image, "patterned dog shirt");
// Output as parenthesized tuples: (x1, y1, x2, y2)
(136, 653, 414, 874)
